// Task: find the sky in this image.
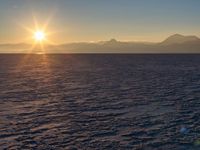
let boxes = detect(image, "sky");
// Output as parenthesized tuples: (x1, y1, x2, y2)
(0, 0, 200, 44)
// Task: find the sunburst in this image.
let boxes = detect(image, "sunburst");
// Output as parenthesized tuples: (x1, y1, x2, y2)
(20, 14, 56, 53)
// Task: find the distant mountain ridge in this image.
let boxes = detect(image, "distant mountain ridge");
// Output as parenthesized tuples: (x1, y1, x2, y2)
(161, 34, 200, 45)
(1, 34, 200, 53)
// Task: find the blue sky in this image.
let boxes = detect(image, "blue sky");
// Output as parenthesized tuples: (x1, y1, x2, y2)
(0, 0, 200, 43)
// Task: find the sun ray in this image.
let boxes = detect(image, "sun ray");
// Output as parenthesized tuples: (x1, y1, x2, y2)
(19, 23, 35, 34)
(16, 12, 58, 53)
(32, 14, 39, 31)
(42, 15, 53, 31)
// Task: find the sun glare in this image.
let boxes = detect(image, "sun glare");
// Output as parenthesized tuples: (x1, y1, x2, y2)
(34, 31, 45, 41)
(20, 15, 56, 53)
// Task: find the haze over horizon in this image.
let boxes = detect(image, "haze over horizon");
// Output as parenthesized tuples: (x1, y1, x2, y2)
(1, 0, 200, 44)
(1, 33, 200, 53)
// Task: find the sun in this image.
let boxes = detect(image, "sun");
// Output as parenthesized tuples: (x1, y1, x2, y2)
(34, 31, 46, 42)
(20, 15, 56, 53)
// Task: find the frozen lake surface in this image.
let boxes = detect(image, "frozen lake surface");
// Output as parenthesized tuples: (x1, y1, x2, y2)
(0, 54, 199, 149)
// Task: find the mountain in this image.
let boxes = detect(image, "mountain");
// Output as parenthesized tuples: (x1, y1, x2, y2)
(1, 34, 200, 53)
(161, 34, 200, 45)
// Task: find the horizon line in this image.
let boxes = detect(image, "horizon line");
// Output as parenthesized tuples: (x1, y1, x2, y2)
(0, 33, 199, 45)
